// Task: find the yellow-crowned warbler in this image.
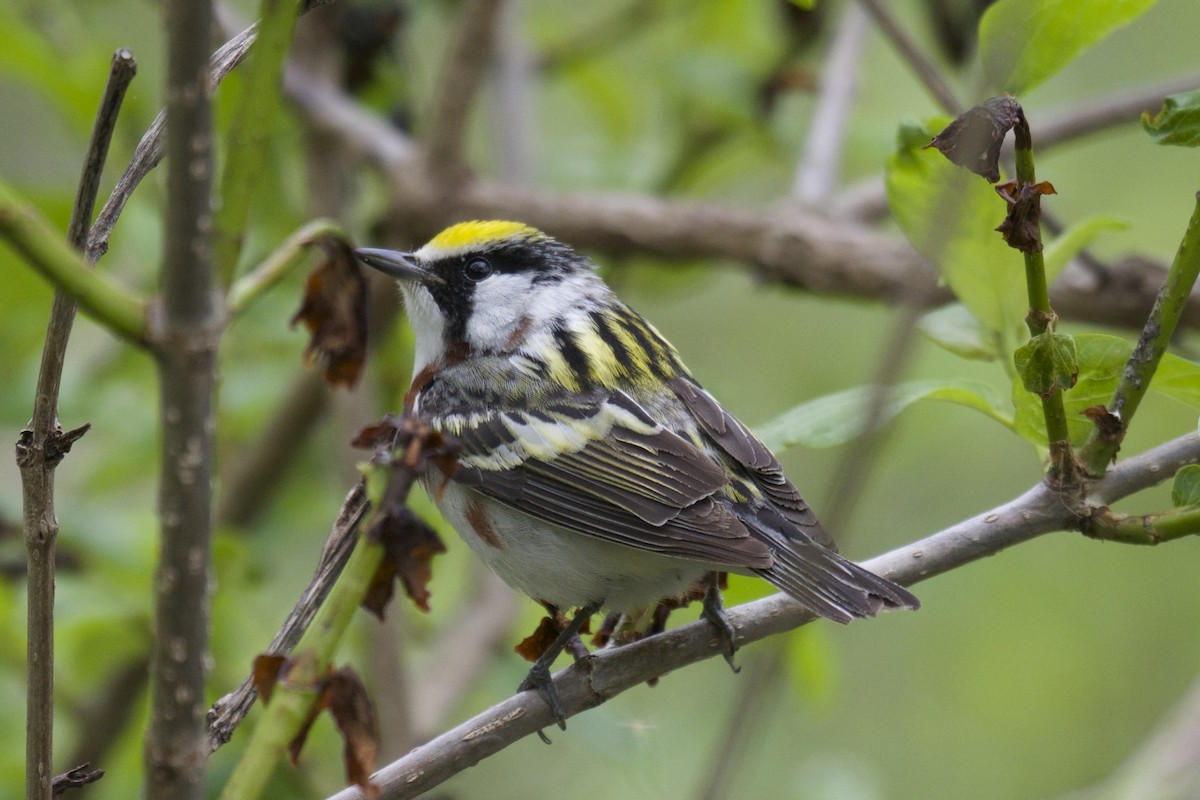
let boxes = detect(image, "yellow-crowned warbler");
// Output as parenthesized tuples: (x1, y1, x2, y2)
(356, 221, 918, 724)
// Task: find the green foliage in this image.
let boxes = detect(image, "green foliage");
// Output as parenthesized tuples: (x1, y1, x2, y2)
(757, 379, 1012, 451)
(1012, 334, 1200, 447)
(1142, 89, 1200, 147)
(1013, 331, 1078, 396)
(1172, 465, 1200, 507)
(979, 0, 1158, 95)
(917, 303, 1000, 362)
(886, 121, 1026, 356)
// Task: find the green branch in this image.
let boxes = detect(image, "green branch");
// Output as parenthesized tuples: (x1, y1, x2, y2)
(1010, 113, 1077, 484)
(213, 0, 300, 287)
(227, 218, 350, 318)
(1079, 193, 1200, 475)
(0, 180, 147, 344)
(1081, 505, 1200, 545)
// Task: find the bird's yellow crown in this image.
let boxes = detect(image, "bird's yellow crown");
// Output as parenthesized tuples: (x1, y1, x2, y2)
(420, 220, 542, 258)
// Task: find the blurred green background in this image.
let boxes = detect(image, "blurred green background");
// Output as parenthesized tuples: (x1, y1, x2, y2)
(2, 0, 1199, 798)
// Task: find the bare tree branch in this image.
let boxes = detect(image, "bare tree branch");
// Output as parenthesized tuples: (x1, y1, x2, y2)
(19, 48, 136, 800)
(320, 431, 1200, 800)
(280, 64, 1200, 332)
(857, 0, 964, 115)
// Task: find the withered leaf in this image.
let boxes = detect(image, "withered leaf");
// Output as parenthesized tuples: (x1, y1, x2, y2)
(351, 415, 403, 450)
(926, 95, 1022, 183)
(995, 179, 1056, 253)
(325, 668, 380, 799)
(1083, 404, 1125, 454)
(251, 653, 288, 705)
(364, 505, 446, 616)
(291, 236, 369, 388)
(515, 615, 563, 663)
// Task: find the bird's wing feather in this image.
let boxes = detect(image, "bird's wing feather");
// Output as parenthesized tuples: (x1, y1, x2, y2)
(435, 390, 774, 569)
(670, 376, 837, 550)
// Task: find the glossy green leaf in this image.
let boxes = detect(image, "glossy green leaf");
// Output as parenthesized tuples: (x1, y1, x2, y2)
(917, 303, 1001, 361)
(979, 0, 1157, 95)
(1142, 89, 1200, 147)
(887, 123, 1026, 351)
(758, 380, 1012, 451)
(1172, 465, 1200, 507)
(1013, 332, 1078, 396)
(1012, 333, 1200, 446)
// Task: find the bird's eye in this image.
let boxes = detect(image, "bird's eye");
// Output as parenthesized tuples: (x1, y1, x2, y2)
(463, 257, 493, 281)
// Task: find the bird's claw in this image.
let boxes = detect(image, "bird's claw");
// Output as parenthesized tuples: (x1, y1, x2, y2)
(702, 575, 740, 673)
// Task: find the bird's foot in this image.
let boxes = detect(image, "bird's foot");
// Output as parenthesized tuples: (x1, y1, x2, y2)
(701, 574, 740, 673)
(516, 600, 601, 743)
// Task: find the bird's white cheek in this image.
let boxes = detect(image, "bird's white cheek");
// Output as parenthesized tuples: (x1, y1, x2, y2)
(400, 284, 447, 377)
(465, 274, 535, 352)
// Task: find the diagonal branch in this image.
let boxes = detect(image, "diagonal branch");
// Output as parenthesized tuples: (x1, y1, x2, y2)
(322, 430, 1200, 800)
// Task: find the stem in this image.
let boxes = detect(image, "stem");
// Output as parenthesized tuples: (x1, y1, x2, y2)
(220, 427, 438, 800)
(1079, 193, 1200, 475)
(1082, 505, 1200, 545)
(144, 0, 219, 796)
(1012, 113, 1075, 483)
(19, 50, 136, 800)
(227, 218, 349, 317)
(218, 525, 387, 800)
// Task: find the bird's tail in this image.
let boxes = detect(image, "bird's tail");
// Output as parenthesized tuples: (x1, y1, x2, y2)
(755, 543, 919, 623)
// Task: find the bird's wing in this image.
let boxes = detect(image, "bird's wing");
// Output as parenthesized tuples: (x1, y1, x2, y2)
(670, 376, 836, 550)
(432, 389, 774, 569)
(671, 376, 920, 619)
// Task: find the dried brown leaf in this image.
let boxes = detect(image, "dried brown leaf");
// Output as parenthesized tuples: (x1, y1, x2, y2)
(251, 653, 288, 705)
(291, 236, 369, 388)
(995, 178, 1056, 253)
(515, 616, 562, 663)
(326, 667, 380, 799)
(364, 505, 446, 616)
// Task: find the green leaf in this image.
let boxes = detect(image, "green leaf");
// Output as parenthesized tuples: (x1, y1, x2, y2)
(979, 0, 1157, 95)
(1172, 465, 1200, 507)
(886, 122, 1027, 351)
(757, 380, 1012, 451)
(1012, 333, 1200, 447)
(917, 303, 1000, 361)
(1043, 216, 1127, 284)
(1142, 89, 1200, 147)
(1013, 332, 1078, 396)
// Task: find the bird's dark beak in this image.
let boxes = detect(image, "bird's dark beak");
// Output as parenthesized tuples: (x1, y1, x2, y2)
(354, 248, 444, 285)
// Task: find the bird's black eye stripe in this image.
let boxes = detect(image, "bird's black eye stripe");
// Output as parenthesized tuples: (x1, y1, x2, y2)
(464, 257, 493, 281)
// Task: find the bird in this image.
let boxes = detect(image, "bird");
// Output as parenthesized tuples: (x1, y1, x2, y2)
(355, 220, 918, 726)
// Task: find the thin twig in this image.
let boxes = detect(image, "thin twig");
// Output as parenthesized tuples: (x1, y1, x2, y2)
(323, 431, 1200, 800)
(86, 25, 258, 263)
(207, 483, 369, 751)
(19, 48, 136, 800)
(857, 0, 963, 115)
